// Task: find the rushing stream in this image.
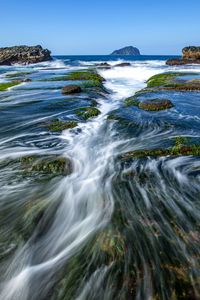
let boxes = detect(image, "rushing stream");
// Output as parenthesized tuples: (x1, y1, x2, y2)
(0, 56, 200, 300)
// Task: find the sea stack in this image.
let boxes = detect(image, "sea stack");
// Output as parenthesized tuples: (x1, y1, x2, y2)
(111, 46, 140, 55)
(166, 46, 200, 65)
(0, 45, 52, 65)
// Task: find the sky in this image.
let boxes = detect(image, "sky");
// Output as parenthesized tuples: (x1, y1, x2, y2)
(0, 0, 199, 55)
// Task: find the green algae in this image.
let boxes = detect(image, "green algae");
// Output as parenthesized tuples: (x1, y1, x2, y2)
(146, 73, 186, 88)
(81, 79, 104, 89)
(62, 70, 105, 82)
(96, 229, 125, 260)
(6, 71, 33, 78)
(41, 70, 105, 83)
(20, 155, 72, 176)
(76, 107, 101, 120)
(47, 119, 78, 132)
(124, 96, 140, 107)
(0, 81, 22, 91)
(121, 144, 200, 160)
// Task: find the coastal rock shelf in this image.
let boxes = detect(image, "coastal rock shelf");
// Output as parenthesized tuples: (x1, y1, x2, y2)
(0, 54, 200, 300)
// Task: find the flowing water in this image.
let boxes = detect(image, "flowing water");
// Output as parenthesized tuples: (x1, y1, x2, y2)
(0, 56, 200, 300)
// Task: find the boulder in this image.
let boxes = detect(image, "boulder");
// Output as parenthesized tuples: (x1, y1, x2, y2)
(62, 85, 82, 94)
(0, 45, 52, 65)
(139, 99, 173, 111)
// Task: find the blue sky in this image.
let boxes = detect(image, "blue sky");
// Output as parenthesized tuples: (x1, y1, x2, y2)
(0, 0, 199, 55)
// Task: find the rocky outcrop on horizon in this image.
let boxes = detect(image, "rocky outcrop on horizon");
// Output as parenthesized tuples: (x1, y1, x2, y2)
(0, 45, 52, 65)
(166, 46, 200, 65)
(110, 46, 140, 55)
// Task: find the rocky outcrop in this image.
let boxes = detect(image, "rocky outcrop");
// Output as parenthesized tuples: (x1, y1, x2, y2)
(111, 46, 140, 55)
(166, 46, 200, 65)
(0, 45, 52, 65)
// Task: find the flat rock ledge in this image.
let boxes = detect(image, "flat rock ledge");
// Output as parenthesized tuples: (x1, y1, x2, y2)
(0, 45, 52, 65)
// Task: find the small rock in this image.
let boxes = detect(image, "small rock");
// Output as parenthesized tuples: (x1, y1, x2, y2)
(62, 85, 82, 94)
(114, 62, 131, 67)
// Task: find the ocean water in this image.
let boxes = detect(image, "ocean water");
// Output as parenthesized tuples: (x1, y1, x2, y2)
(0, 55, 200, 300)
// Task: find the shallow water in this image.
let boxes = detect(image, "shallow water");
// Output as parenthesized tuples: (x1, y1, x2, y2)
(0, 56, 200, 300)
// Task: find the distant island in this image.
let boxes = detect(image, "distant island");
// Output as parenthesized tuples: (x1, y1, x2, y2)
(110, 46, 140, 55)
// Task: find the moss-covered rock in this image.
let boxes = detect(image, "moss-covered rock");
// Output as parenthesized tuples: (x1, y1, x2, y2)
(76, 107, 101, 120)
(42, 70, 105, 83)
(96, 229, 125, 260)
(62, 85, 82, 94)
(80, 80, 104, 89)
(124, 96, 140, 107)
(146, 72, 200, 91)
(0, 81, 22, 91)
(20, 155, 72, 176)
(121, 144, 200, 160)
(47, 119, 78, 132)
(65, 70, 105, 82)
(146, 73, 184, 88)
(138, 99, 174, 111)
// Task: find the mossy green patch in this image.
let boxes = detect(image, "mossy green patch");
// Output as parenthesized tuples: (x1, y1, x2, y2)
(121, 144, 200, 160)
(124, 96, 140, 107)
(96, 229, 125, 260)
(20, 155, 72, 176)
(76, 107, 101, 120)
(146, 73, 187, 88)
(81, 80, 103, 88)
(0, 81, 22, 91)
(64, 70, 105, 83)
(40, 70, 105, 83)
(47, 119, 78, 132)
(6, 71, 33, 78)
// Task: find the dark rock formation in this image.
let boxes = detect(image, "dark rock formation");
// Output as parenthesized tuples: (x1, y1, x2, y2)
(114, 62, 131, 67)
(166, 46, 200, 65)
(62, 85, 82, 94)
(111, 46, 140, 56)
(0, 45, 52, 65)
(96, 62, 111, 69)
